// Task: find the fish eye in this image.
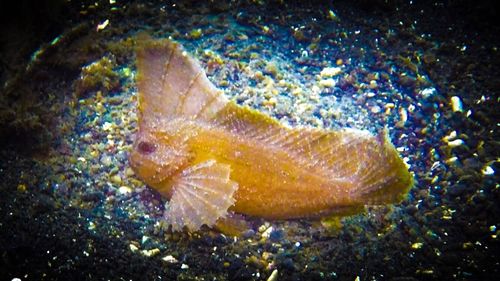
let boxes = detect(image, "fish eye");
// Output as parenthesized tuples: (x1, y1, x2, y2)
(137, 141, 156, 154)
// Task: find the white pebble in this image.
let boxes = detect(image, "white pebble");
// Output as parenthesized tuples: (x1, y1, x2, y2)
(266, 269, 278, 281)
(319, 78, 336, 88)
(162, 255, 179, 263)
(320, 67, 342, 78)
(447, 139, 464, 147)
(181, 263, 189, 269)
(482, 165, 495, 176)
(129, 244, 139, 252)
(419, 87, 436, 98)
(262, 226, 274, 238)
(370, 106, 381, 113)
(118, 186, 132, 194)
(450, 96, 463, 112)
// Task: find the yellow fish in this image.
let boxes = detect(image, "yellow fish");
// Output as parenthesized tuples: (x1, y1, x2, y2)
(129, 39, 413, 232)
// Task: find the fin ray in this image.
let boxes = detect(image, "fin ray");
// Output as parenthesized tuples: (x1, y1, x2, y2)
(165, 160, 238, 231)
(136, 39, 228, 124)
(215, 102, 412, 204)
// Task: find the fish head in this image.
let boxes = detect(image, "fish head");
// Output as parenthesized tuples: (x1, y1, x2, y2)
(129, 126, 190, 189)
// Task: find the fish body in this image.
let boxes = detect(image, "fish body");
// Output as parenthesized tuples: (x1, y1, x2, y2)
(129, 39, 413, 232)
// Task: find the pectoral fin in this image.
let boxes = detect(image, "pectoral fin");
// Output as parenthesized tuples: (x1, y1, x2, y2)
(165, 160, 238, 232)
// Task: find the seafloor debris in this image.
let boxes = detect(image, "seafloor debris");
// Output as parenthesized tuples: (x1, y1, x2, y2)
(74, 55, 121, 98)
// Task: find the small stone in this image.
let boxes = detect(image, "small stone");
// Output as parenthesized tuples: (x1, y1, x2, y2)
(462, 242, 473, 249)
(319, 78, 336, 88)
(96, 19, 109, 31)
(141, 248, 160, 257)
(118, 186, 132, 194)
(450, 96, 463, 112)
(253, 70, 264, 81)
(419, 87, 436, 98)
(266, 269, 278, 281)
(17, 184, 27, 192)
(129, 244, 139, 252)
(261, 226, 274, 238)
(110, 174, 122, 185)
(242, 229, 256, 239)
(442, 131, 457, 142)
(102, 122, 113, 131)
(162, 255, 178, 263)
(181, 263, 189, 269)
(258, 224, 268, 233)
(291, 88, 303, 96)
(263, 97, 277, 107)
(90, 150, 99, 158)
(101, 155, 112, 166)
(264, 61, 279, 78)
(320, 67, 342, 78)
(447, 139, 464, 148)
(411, 242, 424, 249)
(481, 165, 494, 176)
(370, 106, 381, 114)
(189, 28, 202, 39)
(125, 167, 135, 177)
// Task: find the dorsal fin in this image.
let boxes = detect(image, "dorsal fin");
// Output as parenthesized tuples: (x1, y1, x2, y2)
(136, 39, 228, 125)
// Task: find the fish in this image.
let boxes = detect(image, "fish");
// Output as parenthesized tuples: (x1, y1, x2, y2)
(129, 38, 413, 232)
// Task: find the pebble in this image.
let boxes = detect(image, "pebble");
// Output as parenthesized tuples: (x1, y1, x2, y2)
(370, 105, 381, 114)
(261, 226, 274, 239)
(110, 174, 122, 185)
(264, 61, 279, 78)
(181, 264, 189, 269)
(17, 184, 27, 192)
(368, 80, 378, 89)
(101, 155, 112, 166)
(411, 242, 424, 249)
(319, 78, 336, 88)
(129, 244, 139, 252)
(320, 67, 342, 78)
(189, 28, 202, 39)
(125, 167, 135, 177)
(141, 248, 160, 257)
(481, 165, 494, 176)
(419, 87, 436, 98)
(162, 255, 179, 263)
(450, 96, 463, 112)
(442, 130, 457, 142)
(447, 139, 464, 147)
(266, 269, 278, 281)
(118, 185, 132, 194)
(258, 223, 270, 233)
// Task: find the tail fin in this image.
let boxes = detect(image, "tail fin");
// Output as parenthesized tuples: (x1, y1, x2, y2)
(348, 128, 413, 205)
